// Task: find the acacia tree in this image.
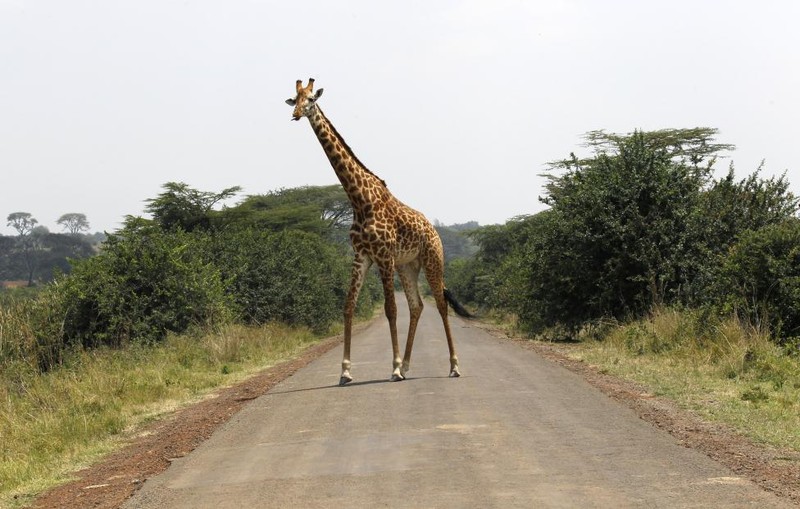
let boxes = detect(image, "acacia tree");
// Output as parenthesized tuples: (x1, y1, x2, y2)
(7, 212, 37, 236)
(229, 185, 352, 240)
(145, 182, 242, 232)
(478, 127, 798, 337)
(57, 213, 90, 235)
(538, 130, 722, 319)
(487, 129, 734, 334)
(6, 212, 40, 285)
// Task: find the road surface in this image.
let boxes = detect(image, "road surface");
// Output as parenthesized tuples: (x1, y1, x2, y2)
(124, 294, 790, 508)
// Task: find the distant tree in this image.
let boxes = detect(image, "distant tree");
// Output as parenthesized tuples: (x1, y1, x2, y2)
(435, 224, 479, 262)
(448, 221, 481, 232)
(145, 182, 241, 232)
(6, 212, 40, 286)
(0, 235, 16, 280)
(7, 212, 38, 236)
(35, 231, 96, 280)
(57, 213, 90, 235)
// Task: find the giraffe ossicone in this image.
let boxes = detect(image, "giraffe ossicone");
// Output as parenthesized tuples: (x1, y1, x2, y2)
(286, 78, 470, 385)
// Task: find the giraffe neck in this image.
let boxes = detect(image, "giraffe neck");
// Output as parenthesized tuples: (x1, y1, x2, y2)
(306, 106, 388, 208)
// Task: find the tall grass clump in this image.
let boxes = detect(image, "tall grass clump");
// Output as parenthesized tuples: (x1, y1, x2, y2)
(575, 308, 800, 450)
(0, 322, 320, 507)
(0, 289, 70, 374)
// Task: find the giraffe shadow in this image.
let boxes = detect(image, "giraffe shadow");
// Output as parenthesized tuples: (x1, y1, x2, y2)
(267, 375, 455, 396)
(266, 378, 390, 396)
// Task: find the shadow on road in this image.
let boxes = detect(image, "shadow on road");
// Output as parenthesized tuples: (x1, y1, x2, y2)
(266, 375, 456, 395)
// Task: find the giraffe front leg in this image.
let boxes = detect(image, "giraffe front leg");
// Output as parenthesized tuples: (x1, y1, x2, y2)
(340, 254, 371, 386)
(449, 355, 461, 378)
(378, 263, 404, 382)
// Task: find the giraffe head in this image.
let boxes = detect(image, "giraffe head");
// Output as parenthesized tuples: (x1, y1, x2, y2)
(286, 78, 323, 121)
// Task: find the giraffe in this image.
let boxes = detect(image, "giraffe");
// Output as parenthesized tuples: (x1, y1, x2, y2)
(286, 78, 470, 385)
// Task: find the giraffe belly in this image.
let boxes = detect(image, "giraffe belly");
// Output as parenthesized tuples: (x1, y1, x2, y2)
(395, 245, 421, 265)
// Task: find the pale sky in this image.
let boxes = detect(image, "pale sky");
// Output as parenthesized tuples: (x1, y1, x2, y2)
(1, 1, 798, 235)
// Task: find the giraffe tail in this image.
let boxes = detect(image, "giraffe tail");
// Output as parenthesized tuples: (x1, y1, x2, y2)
(443, 289, 473, 318)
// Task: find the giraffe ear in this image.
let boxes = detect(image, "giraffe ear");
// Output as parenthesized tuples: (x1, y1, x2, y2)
(285, 98, 297, 106)
(314, 88, 324, 100)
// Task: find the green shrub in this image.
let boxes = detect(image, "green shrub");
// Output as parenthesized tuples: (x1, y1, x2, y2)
(720, 218, 800, 345)
(0, 293, 64, 373)
(60, 224, 231, 348)
(213, 229, 356, 333)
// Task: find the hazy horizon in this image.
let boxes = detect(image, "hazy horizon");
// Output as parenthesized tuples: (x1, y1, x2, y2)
(2, 1, 798, 235)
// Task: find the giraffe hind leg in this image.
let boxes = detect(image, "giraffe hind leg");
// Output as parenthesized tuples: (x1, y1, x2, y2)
(424, 258, 460, 378)
(398, 261, 423, 378)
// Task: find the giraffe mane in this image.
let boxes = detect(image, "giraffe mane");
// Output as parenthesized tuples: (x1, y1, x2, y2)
(317, 106, 388, 189)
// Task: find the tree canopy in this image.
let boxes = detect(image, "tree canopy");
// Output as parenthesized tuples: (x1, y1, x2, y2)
(145, 182, 242, 232)
(451, 128, 799, 342)
(57, 213, 90, 235)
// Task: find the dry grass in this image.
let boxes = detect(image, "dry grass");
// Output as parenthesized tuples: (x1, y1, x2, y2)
(0, 323, 320, 508)
(568, 308, 800, 451)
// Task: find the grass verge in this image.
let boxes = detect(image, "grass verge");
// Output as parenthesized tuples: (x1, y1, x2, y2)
(0, 323, 321, 508)
(564, 308, 800, 452)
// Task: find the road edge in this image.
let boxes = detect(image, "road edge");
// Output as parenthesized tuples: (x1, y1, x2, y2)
(30, 334, 345, 509)
(472, 322, 800, 505)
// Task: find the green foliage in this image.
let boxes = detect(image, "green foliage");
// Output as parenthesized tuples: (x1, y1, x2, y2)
(0, 232, 96, 285)
(59, 224, 231, 348)
(0, 289, 68, 373)
(212, 229, 354, 333)
(465, 127, 798, 342)
(719, 219, 800, 345)
(579, 128, 734, 168)
(3, 182, 385, 370)
(221, 185, 352, 242)
(56, 213, 90, 235)
(434, 223, 478, 262)
(37, 233, 96, 280)
(522, 131, 709, 331)
(145, 181, 241, 232)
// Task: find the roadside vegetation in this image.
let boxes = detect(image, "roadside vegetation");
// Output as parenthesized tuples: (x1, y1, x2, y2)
(1, 321, 319, 507)
(0, 181, 477, 506)
(572, 310, 800, 451)
(4, 125, 799, 505)
(449, 127, 800, 452)
(0, 184, 383, 506)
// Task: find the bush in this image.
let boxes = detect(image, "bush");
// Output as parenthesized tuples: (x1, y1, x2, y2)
(720, 218, 800, 345)
(213, 229, 360, 333)
(0, 291, 68, 373)
(464, 129, 798, 340)
(60, 225, 231, 348)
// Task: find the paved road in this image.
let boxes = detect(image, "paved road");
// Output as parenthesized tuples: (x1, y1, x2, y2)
(124, 295, 790, 508)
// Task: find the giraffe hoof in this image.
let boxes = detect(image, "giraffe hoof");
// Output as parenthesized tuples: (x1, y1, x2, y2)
(339, 375, 353, 386)
(449, 368, 461, 378)
(390, 373, 405, 382)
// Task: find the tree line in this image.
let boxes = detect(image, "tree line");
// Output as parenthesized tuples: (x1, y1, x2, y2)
(448, 128, 800, 348)
(1, 213, 102, 286)
(1, 182, 479, 371)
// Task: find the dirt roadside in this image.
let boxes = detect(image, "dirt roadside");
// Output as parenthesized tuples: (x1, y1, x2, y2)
(29, 336, 342, 509)
(31, 326, 799, 508)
